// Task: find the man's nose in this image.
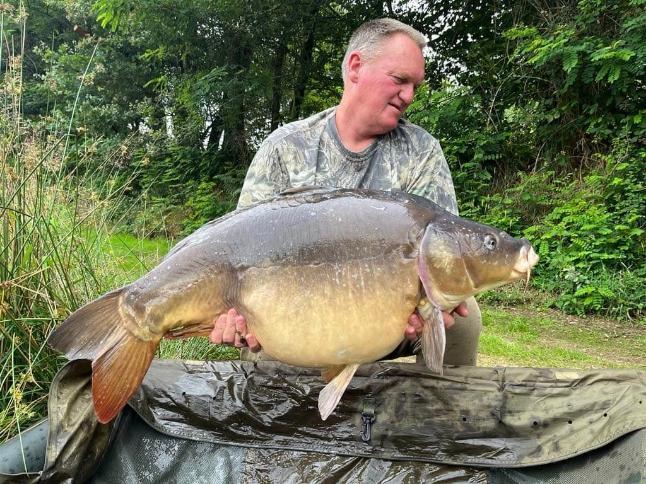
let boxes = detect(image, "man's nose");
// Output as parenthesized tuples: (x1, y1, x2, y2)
(400, 84, 415, 105)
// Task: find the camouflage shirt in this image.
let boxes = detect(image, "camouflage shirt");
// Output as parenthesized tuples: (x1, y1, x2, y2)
(238, 107, 459, 215)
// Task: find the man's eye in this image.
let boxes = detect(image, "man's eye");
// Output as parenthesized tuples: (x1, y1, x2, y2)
(392, 76, 404, 84)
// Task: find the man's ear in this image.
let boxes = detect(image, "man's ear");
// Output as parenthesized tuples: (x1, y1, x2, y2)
(346, 51, 362, 83)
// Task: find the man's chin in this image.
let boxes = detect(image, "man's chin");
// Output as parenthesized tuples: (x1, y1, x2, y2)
(379, 116, 401, 132)
(366, 112, 401, 136)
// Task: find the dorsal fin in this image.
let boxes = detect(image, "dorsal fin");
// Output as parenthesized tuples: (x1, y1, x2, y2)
(279, 185, 321, 195)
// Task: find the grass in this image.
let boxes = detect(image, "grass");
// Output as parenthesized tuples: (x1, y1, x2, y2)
(478, 301, 646, 369)
(98, 232, 171, 279)
(0, 17, 175, 440)
(0, 8, 240, 442)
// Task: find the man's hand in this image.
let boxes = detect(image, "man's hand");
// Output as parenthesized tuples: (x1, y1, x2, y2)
(403, 301, 469, 342)
(209, 308, 261, 352)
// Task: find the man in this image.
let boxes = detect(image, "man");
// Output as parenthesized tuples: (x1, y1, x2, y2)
(209, 18, 482, 365)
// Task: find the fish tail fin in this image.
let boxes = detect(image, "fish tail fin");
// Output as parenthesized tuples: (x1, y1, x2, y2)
(318, 363, 360, 421)
(48, 287, 157, 423)
(48, 288, 126, 360)
(92, 331, 156, 423)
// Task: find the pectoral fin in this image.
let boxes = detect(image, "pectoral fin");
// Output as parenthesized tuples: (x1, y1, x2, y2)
(418, 300, 445, 375)
(318, 363, 360, 421)
(417, 235, 446, 374)
(321, 365, 346, 383)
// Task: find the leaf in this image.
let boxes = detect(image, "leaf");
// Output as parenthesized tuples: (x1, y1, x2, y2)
(143, 75, 168, 91)
(562, 50, 579, 73)
(608, 65, 621, 83)
(595, 64, 610, 82)
(590, 46, 635, 63)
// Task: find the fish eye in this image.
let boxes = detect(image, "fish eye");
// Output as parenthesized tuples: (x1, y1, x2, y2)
(484, 234, 497, 250)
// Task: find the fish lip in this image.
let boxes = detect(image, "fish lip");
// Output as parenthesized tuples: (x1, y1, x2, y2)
(526, 245, 539, 267)
(509, 245, 539, 283)
(512, 246, 539, 274)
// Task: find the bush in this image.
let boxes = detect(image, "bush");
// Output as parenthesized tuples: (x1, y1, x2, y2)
(477, 141, 645, 319)
(0, 128, 139, 441)
(181, 165, 247, 235)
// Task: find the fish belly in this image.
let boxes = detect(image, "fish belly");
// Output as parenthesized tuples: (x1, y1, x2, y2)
(238, 255, 419, 367)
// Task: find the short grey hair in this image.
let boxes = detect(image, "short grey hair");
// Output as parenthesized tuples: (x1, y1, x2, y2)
(341, 18, 426, 81)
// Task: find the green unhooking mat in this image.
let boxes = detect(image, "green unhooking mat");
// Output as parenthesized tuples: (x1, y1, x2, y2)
(1, 359, 645, 483)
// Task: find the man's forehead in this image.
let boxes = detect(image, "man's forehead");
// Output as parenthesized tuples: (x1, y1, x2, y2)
(378, 45, 426, 82)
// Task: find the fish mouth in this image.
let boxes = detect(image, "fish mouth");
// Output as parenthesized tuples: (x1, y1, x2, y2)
(511, 245, 539, 281)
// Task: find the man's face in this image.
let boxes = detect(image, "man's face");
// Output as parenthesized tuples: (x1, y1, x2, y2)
(353, 33, 425, 135)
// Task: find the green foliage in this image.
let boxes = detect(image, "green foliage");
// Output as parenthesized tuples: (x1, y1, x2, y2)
(504, 0, 645, 157)
(0, 56, 140, 440)
(408, 83, 538, 218)
(407, 1, 645, 319)
(457, 140, 644, 319)
(523, 145, 644, 318)
(182, 167, 246, 235)
(410, 75, 644, 319)
(0, 29, 217, 440)
(14, 0, 357, 235)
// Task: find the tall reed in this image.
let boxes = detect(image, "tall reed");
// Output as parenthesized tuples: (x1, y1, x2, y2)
(0, 4, 240, 444)
(0, 5, 140, 441)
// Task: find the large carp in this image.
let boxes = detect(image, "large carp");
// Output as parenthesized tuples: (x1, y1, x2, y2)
(49, 188, 538, 423)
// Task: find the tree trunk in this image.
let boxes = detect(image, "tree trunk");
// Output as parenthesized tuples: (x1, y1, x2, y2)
(220, 29, 254, 166)
(290, 0, 323, 121)
(270, 40, 288, 131)
(206, 113, 223, 151)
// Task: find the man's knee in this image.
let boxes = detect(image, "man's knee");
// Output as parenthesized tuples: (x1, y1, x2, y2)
(444, 297, 482, 366)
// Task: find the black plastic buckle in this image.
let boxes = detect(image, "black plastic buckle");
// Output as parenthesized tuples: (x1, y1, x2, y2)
(361, 396, 376, 442)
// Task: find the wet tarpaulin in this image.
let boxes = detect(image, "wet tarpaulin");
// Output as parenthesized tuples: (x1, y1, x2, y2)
(1, 359, 644, 483)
